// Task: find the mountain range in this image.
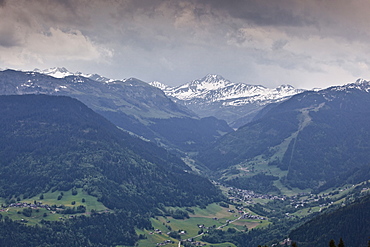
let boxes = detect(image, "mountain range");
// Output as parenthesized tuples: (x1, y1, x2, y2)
(150, 74, 305, 128)
(31, 68, 307, 129)
(33, 68, 306, 128)
(0, 68, 232, 152)
(1, 67, 370, 246)
(3, 68, 369, 193)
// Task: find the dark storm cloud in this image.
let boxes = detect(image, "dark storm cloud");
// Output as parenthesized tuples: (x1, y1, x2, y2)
(0, 29, 19, 47)
(199, 0, 311, 27)
(196, 0, 370, 43)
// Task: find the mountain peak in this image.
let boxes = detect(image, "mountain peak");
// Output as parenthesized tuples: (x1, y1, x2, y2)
(184, 74, 232, 91)
(34, 67, 74, 78)
(329, 78, 370, 93)
(148, 81, 173, 91)
(276, 84, 294, 89)
(276, 84, 299, 93)
(351, 78, 370, 92)
(163, 75, 304, 103)
(202, 74, 226, 82)
(32, 67, 119, 83)
(355, 78, 369, 85)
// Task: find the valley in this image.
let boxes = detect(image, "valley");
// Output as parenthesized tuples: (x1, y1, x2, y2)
(0, 70, 369, 246)
(2, 0, 370, 245)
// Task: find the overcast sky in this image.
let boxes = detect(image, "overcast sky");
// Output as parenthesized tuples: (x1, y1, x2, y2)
(1, 0, 370, 89)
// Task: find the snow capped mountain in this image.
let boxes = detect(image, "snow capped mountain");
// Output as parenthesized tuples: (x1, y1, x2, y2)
(33, 67, 116, 83)
(329, 78, 370, 93)
(11, 67, 370, 129)
(148, 74, 305, 127)
(33, 67, 75, 78)
(148, 81, 173, 91)
(154, 74, 304, 106)
(26, 69, 305, 127)
(0, 69, 231, 152)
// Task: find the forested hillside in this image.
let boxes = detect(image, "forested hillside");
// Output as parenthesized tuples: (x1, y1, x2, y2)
(198, 81, 370, 190)
(0, 211, 150, 247)
(0, 94, 222, 210)
(0, 94, 225, 246)
(289, 194, 370, 247)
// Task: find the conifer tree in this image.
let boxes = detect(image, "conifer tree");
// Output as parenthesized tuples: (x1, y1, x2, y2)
(329, 239, 336, 247)
(338, 238, 345, 247)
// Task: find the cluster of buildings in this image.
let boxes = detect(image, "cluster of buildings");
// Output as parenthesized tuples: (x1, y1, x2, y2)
(228, 187, 287, 203)
(155, 240, 174, 246)
(182, 239, 207, 246)
(240, 212, 266, 220)
(4, 201, 51, 210)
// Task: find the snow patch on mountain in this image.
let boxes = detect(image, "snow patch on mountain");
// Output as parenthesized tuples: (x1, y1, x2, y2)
(34, 67, 75, 78)
(148, 81, 173, 91)
(33, 67, 117, 83)
(329, 78, 370, 93)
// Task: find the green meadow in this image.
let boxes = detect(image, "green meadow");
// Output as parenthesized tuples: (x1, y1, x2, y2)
(136, 203, 268, 247)
(24, 188, 108, 212)
(0, 188, 108, 225)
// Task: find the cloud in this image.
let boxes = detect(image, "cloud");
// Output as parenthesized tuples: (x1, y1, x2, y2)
(43, 28, 112, 60)
(0, 0, 112, 66)
(0, 0, 369, 88)
(202, 0, 312, 27)
(0, 26, 112, 65)
(0, 26, 20, 47)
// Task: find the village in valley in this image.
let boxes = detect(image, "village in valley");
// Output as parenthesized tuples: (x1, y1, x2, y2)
(1, 181, 369, 247)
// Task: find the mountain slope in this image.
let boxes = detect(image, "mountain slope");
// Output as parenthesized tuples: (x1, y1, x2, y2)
(0, 94, 223, 211)
(198, 79, 370, 191)
(150, 74, 304, 127)
(0, 69, 232, 152)
(289, 194, 370, 247)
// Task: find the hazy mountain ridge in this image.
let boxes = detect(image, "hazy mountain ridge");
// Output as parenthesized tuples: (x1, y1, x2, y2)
(150, 74, 305, 127)
(26, 68, 304, 128)
(0, 69, 231, 152)
(33, 67, 115, 82)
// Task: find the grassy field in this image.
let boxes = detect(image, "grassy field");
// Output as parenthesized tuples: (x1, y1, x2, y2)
(273, 180, 311, 196)
(0, 188, 108, 225)
(136, 225, 237, 247)
(1, 192, 245, 246)
(24, 188, 108, 212)
(1, 192, 263, 246)
(0, 206, 70, 225)
(136, 203, 266, 247)
(135, 179, 370, 247)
